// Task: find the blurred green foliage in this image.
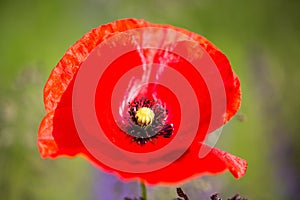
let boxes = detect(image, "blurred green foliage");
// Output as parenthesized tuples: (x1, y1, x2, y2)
(0, 0, 299, 199)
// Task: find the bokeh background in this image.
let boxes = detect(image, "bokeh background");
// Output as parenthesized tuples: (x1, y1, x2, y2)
(1, 0, 299, 199)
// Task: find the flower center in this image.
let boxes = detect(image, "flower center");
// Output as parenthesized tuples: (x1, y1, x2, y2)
(121, 97, 174, 145)
(135, 107, 155, 127)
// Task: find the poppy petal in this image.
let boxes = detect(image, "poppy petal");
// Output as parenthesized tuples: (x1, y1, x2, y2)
(38, 111, 58, 158)
(39, 79, 87, 157)
(82, 143, 247, 184)
(38, 18, 247, 184)
(43, 19, 150, 113)
(211, 147, 248, 179)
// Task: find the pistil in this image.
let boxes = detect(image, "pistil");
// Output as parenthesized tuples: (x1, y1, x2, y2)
(135, 107, 155, 127)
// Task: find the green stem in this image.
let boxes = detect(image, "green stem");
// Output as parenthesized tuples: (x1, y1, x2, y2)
(140, 181, 147, 200)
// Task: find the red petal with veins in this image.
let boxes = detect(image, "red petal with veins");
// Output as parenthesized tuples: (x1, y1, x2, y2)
(38, 18, 246, 184)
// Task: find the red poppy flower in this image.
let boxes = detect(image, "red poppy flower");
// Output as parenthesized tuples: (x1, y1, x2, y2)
(38, 18, 247, 184)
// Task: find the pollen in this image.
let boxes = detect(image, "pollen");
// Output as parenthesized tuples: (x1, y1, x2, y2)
(135, 107, 155, 127)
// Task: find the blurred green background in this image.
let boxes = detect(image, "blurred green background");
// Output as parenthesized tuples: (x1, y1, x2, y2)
(1, 0, 299, 199)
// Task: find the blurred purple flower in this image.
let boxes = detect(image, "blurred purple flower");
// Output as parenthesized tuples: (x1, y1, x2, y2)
(93, 170, 140, 200)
